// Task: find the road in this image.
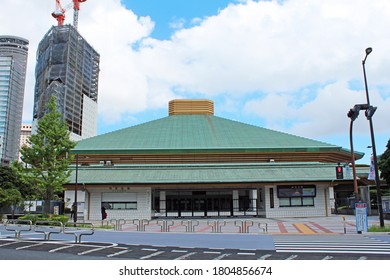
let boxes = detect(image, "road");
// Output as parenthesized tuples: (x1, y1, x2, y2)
(1, 224, 390, 260)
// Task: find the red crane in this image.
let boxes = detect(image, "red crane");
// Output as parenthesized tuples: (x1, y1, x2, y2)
(52, 0, 87, 30)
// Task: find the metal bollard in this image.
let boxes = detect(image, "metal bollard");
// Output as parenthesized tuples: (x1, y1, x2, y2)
(5, 219, 32, 239)
(181, 220, 199, 232)
(234, 220, 254, 233)
(130, 219, 149, 231)
(342, 216, 346, 234)
(157, 220, 174, 232)
(110, 219, 126, 231)
(258, 222, 268, 233)
(208, 220, 226, 233)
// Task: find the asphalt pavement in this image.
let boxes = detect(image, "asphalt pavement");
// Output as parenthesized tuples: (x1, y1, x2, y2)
(0, 215, 389, 260)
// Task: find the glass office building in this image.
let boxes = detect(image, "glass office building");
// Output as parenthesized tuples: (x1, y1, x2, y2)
(0, 36, 29, 166)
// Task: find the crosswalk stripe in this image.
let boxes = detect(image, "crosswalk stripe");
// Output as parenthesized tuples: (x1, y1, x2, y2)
(273, 235, 390, 255)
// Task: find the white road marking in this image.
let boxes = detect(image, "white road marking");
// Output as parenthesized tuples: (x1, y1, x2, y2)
(213, 253, 231, 260)
(175, 252, 197, 260)
(237, 252, 256, 256)
(107, 250, 131, 258)
(49, 245, 74, 253)
(140, 251, 164, 260)
(258, 254, 272, 260)
(0, 241, 19, 247)
(16, 243, 43, 250)
(285, 254, 298, 260)
(78, 245, 116, 256)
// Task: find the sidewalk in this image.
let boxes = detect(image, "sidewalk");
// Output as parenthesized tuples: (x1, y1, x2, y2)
(93, 215, 387, 235)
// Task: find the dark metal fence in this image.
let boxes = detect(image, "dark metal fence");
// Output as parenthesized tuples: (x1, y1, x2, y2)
(154, 198, 262, 218)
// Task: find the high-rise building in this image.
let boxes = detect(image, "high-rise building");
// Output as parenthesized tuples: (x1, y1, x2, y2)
(33, 24, 99, 141)
(0, 36, 29, 166)
(19, 123, 32, 161)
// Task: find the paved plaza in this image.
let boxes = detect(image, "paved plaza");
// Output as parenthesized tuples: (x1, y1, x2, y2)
(94, 215, 385, 235)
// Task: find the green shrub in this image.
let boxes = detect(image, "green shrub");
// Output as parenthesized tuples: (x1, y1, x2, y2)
(18, 214, 43, 223)
(368, 225, 390, 232)
(49, 215, 69, 224)
(18, 214, 69, 224)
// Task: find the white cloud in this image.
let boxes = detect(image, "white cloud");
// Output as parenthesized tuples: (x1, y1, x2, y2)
(1, 0, 390, 145)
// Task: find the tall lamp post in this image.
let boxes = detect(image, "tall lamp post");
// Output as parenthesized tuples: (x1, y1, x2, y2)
(74, 153, 79, 223)
(348, 110, 359, 199)
(362, 47, 385, 227)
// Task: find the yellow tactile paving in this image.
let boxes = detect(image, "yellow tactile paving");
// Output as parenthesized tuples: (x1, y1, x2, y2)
(293, 223, 317, 234)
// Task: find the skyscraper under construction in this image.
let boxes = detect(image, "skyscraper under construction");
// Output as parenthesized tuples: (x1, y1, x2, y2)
(33, 24, 100, 141)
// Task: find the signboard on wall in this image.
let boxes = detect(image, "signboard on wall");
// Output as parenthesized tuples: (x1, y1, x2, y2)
(355, 202, 368, 233)
(383, 198, 390, 213)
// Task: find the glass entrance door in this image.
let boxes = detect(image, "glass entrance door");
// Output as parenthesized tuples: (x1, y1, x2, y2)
(164, 190, 234, 217)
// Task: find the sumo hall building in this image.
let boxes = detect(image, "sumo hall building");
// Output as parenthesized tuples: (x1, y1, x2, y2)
(65, 99, 362, 221)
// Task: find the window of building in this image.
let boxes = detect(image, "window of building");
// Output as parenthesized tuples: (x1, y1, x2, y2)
(101, 192, 137, 210)
(277, 185, 316, 207)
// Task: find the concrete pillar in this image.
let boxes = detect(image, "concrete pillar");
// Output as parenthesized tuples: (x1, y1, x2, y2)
(249, 189, 257, 211)
(160, 191, 166, 215)
(233, 190, 239, 213)
(329, 186, 335, 213)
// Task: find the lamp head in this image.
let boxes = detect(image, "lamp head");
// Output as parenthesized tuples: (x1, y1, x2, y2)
(365, 47, 372, 55)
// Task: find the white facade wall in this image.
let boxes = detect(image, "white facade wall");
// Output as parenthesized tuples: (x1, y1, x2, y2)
(264, 185, 330, 218)
(81, 95, 97, 139)
(87, 187, 152, 221)
(81, 185, 333, 220)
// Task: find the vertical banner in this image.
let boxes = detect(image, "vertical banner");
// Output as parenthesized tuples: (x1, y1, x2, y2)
(355, 202, 368, 233)
(368, 155, 375, 180)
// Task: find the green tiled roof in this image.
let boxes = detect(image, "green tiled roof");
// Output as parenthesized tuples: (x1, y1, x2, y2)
(67, 162, 345, 184)
(73, 115, 347, 155)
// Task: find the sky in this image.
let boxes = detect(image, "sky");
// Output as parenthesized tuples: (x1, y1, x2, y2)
(1, 0, 390, 165)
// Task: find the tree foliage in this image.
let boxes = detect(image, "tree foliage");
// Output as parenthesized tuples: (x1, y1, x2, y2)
(379, 139, 390, 186)
(15, 96, 76, 214)
(0, 166, 24, 218)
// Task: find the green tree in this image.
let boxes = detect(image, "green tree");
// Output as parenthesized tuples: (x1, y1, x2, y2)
(379, 139, 390, 186)
(16, 96, 76, 214)
(0, 166, 25, 218)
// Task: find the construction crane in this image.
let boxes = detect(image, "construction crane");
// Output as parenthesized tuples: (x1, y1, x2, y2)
(52, 0, 87, 30)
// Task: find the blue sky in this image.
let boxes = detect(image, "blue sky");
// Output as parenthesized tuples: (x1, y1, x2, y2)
(122, 0, 237, 39)
(1, 0, 389, 165)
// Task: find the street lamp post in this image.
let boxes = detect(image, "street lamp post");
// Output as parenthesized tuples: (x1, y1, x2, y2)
(362, 47, 385, 227)
(74, 153, 78, 223)
(348, 117, 359, 199)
